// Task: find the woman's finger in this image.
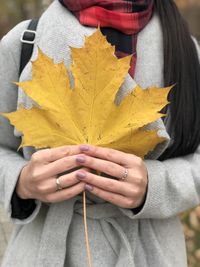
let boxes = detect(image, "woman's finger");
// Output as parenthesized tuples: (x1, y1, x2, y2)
(84, 184, 134, 209)
(57, 168, 91, 189)
(42, 154, 82, 178)
(42, 182, 85, 203)
(76, 170, 134, 197)
(76, 154, 126, 179)
(34, 175, 79, 195)
(32, 145, 82, 164)
(79, 144, 138, 166)
(32, 168, 90, 196)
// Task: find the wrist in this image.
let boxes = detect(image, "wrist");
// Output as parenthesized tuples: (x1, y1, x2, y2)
(16, 165, 31, 200)
(133, 175, 148, 212)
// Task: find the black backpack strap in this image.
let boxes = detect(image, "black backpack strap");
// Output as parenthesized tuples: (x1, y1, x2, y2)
(11, 19, 40, 220)
(19, 18, 39, 75)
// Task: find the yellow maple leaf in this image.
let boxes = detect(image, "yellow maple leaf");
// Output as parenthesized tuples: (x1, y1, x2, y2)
(1, 28, 171, 158)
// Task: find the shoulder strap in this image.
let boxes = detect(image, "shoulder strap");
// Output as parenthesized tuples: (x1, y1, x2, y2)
(19, 18, 39, 76)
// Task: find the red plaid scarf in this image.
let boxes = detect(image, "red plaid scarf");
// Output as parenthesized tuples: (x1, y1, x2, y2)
(59, 0, 154, 77)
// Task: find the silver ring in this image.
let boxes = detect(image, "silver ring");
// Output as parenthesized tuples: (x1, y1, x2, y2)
(121, 168, 129, 181)
(56, 177, 63, 191)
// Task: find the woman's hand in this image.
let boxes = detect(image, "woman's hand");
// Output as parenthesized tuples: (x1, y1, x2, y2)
(75, 145, 148, 209)
(16, 145, 89, 203)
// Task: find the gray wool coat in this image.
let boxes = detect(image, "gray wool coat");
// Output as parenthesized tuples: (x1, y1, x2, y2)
(0, 1, 200, 266)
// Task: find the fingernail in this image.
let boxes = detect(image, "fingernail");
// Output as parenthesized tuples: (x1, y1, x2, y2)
(80, 145, 90, 151)
(76, 156, 85, 163)
(85, 184, 93, 191)
(77, 172, 86, 180)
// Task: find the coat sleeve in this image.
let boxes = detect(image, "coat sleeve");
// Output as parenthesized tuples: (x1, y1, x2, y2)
(0, 21, 41, 225)
(120, 39, 200, 220)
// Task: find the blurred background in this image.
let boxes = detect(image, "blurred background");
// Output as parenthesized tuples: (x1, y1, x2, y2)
(0, 0, 199, 266)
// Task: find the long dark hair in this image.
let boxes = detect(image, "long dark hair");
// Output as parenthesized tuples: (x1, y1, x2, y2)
(154, 0, 200, 160)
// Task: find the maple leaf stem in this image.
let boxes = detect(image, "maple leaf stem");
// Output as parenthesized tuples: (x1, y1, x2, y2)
(83, 190, 92, 267)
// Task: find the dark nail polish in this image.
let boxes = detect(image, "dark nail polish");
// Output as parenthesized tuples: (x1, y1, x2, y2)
(77, 172, 86, 179)
(76, 156, 85, 163)
(80, 145, 90, 151)
(85, 184, 93, 191)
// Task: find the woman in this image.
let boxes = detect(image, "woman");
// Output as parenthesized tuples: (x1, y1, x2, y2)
(0, 0, 200, 266)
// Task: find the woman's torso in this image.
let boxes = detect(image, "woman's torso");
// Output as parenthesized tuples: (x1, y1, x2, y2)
(1, 1, 188, 266)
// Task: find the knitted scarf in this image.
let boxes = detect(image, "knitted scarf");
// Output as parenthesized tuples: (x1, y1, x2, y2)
(59, 0, 154, 77)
